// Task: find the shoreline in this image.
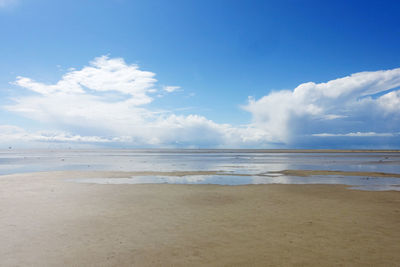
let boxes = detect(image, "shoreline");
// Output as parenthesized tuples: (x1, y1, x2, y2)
(2, 168, 400, 178)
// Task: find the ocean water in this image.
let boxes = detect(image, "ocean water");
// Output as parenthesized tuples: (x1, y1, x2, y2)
(1, 149, 400, 190)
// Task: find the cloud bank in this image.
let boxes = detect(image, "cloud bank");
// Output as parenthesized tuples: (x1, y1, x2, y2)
(4, 56, 267, 148)
(3, 56, 400, 148)
(244, 68, 400, 147)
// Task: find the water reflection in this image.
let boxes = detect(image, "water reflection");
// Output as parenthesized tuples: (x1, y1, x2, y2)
(2, 149, 400, 191)
(1, 150, 400, 175)
(69, 174, 400, 191)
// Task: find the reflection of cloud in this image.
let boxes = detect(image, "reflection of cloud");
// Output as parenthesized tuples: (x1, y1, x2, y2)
(70, 174, 400, 190)
(155, 175, 207, 183)
(71, 175, 209, 185)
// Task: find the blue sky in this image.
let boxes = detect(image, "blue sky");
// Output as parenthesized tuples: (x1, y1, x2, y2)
(1, 0, 400, 148)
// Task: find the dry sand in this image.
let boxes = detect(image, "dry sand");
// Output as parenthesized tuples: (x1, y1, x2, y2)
(1, 171, 400, 266)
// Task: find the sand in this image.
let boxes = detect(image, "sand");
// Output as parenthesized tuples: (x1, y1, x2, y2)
(1, 171, 400, 266)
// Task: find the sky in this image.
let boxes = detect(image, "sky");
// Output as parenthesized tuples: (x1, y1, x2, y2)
(1, 0, 400, 149)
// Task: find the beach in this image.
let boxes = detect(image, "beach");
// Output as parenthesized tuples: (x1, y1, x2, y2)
(3, 0, 400, 265)
(1, 170, 400, 266)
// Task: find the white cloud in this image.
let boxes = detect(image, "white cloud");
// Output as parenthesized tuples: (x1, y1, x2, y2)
(7, 56, 171, 136)
(4, 56, 266, 148)
(13, 56, 157, 105)
(0, 125, 120, 144)
(244, 68, 400, 144)
(377, 90, 400, 114)
(4, 56, 400, 148)
(163, 86, 181, 93)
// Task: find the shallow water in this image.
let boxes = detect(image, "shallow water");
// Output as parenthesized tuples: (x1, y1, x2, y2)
(68, 174, 400, 191)
(1, 149, 400, 190)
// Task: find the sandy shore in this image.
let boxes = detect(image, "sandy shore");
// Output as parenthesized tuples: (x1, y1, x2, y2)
(1, 171, 400, 266)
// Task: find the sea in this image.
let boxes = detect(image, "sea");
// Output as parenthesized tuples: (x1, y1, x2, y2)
(1, 149, 400, 191)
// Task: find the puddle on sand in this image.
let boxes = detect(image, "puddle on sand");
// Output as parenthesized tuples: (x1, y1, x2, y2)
(68, 174, 400, 191)
(349, 185, 400, 191)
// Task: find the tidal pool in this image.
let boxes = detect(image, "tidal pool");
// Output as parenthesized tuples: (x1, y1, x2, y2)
(68, 173, 400, 191)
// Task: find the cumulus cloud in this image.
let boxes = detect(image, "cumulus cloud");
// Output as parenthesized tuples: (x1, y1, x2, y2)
(4, 56, 266, 148)
(4, 56, 400, 148)
(13, 56, 157, 105)
(244, 68, 400, 145)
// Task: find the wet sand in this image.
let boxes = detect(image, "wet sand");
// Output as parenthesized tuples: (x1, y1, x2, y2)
(1, 171, 400, 266)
